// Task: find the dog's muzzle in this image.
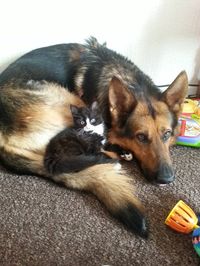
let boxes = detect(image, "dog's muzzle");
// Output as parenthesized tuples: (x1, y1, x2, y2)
(156, 163, 175, 184)
(142, 163, 175, 184)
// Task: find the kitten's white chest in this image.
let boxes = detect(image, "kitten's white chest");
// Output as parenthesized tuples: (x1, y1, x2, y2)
(84, 118, 104, 136)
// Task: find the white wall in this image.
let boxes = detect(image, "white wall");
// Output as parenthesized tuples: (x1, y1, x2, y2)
(0, 0, 200, 93)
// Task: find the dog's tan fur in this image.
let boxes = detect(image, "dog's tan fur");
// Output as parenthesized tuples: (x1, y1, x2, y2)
(54, 163, 142, 212)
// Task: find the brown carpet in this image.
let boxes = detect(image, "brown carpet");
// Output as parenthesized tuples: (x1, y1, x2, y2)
(0, 145, 199, 266)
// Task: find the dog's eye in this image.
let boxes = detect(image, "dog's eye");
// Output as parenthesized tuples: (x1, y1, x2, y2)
(136, 133, 149, 144)
(162, 131, 172, 142)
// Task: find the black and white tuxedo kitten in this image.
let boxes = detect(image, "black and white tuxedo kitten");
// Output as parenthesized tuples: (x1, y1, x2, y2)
(70, 101, 105, 138)
(70, 101, 133, 161)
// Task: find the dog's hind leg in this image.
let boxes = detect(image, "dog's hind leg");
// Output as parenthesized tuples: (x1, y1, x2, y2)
(0, 143, 46, 175)
(53, 163, 148, 238)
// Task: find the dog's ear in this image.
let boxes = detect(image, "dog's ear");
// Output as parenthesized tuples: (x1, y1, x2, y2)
(161, 71, 188, 116)
(109, 77, 137, 126)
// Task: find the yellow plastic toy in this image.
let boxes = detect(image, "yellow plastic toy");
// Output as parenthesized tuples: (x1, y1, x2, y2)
(182, 99, 200, 116)
(165, 200, 199, 234)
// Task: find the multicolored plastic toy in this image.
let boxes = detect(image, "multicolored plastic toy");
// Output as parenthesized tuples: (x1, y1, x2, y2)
(165, 200, 200, 257)
(192, 228, 200, 256)
(176, 99, 200, 148)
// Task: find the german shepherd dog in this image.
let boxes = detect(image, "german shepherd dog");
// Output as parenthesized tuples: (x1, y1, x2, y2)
(0, 37, 188, 237)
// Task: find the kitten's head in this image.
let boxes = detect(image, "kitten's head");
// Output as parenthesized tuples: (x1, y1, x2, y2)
(70, 102, 104, 135)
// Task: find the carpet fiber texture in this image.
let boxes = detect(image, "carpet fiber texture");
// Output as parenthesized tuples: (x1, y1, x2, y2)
(0, 146, 199, 266)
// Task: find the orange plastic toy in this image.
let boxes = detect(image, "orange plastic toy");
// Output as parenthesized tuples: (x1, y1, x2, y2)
(165, 200, 199, 234)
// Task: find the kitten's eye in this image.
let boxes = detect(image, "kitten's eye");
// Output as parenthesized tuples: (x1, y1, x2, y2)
(90, 118, 96, 125)
(162, 130, 172, 142)
(80, 120, 85, 125)
(136, 133, 149, 144)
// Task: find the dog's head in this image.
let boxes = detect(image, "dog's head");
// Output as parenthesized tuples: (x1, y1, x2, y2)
(107, 71, 188, 184)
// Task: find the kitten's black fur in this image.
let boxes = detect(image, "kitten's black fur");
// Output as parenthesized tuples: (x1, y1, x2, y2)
(44, 128, 110, 174)
(44, 103, 111, 175)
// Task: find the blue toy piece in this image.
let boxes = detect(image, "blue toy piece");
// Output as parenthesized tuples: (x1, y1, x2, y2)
(192, 228, 200, 257)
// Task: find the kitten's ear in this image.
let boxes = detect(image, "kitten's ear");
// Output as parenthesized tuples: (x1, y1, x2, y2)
(91, 101, 98, 111)
(109, 77, 137, 126)
(161, 71, 188, 116)
(70, 105, 79, 115)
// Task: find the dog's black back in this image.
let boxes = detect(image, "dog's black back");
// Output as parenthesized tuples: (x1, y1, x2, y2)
(82, 38, 161, 104)
(0, 43, 84, 88)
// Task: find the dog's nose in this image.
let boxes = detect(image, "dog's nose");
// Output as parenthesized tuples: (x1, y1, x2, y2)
(156, 163, 175, 184)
